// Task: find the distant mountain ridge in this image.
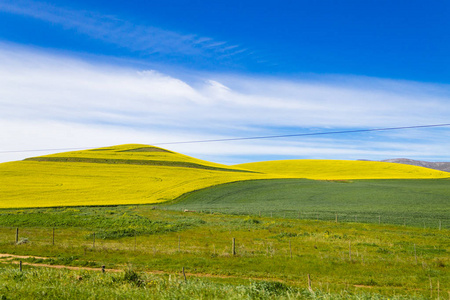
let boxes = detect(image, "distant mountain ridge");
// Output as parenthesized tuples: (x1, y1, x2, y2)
(381, 158, 450, 172)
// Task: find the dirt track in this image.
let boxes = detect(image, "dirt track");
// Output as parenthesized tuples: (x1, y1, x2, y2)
(0, 253, 244, 279)
(0, 253, 378, 289)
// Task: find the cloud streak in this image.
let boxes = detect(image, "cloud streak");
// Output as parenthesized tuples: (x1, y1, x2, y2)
(0, 0, 246, 60)
(0, 44, 449, 163)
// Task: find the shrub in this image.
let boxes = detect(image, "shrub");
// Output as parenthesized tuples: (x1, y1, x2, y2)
(123, 270, 144, 287)
(250, 280, 290, 296)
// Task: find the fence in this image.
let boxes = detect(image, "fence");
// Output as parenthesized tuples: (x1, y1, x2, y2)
(164, 207, 448, 230)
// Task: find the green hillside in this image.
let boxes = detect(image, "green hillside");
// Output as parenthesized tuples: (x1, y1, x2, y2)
(167, 178, 450, 228)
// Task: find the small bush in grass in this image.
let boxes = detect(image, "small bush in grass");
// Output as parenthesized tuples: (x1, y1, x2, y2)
(376, 247, 392, 255)
(243, 218, 261, 225)
(123, 269, 144, 287)
(250, 280, 290, 296)
(271, 232, 297, 239)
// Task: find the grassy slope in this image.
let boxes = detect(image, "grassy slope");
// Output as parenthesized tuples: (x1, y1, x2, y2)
(166, 178, 450, 228)
(235, 159, 450, 179)
(0, 144, 449, 208)
(0, 206, 448, 299)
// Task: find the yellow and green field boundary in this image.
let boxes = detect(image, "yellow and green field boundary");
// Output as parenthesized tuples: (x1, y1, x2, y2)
(0, 144, 448, 208)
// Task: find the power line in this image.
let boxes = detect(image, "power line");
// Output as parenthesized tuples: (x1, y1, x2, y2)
(1, 123, 450, 154)
(154, 123, 450, 146)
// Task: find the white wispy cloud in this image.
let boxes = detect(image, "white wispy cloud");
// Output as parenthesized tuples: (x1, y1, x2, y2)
(0, 44, 449, 163)
(0, 0, 246, 60)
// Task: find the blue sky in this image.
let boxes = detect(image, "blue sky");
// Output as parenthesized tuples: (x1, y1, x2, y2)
(0, 0, 449, 163)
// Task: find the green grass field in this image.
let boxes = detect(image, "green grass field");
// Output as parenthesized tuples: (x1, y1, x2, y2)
(0, 264, 428, 300)
(166, 178, 450, 229)
(0, 144, 449, 298)
(0, 206, 448, 299)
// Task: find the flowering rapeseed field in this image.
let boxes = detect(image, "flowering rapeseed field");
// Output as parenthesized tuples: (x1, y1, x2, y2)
(0, 144, 273, 208)
(236, 159, 450, 180)
(0, 144, 448, 208)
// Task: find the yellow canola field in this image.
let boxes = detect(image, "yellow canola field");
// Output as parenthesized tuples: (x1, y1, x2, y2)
(1, 144, 449, 208)
(0, 144, 278, 208)
(235, 159, 450, 180)
(0, 161, 272, 208)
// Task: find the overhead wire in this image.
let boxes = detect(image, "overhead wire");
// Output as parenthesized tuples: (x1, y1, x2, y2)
(1, 123, 449, 154)
(153, 123, 450, 145)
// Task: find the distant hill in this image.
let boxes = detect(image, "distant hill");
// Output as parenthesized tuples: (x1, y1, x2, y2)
(0, 144, 449, 208)
(235, 159, 450, 180)
(381, 158, 450, 172)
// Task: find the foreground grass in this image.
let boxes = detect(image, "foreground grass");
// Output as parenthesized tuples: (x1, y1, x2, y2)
(0, 264, 430, 300)
(0, 206, 448, 298)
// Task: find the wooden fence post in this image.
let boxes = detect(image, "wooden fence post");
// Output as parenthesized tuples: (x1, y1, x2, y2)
(232, 238, 236, 256)
(335, 214, 338, 223)
(429, 276, 432, 298)
(307, 274, 313, 292)
(349, 241, 352, 261)
(52, 227, 55, 246)
(182, 267, 187, 282)
(414, 244, 417, 264)
(437, 279, 439, 300)
(289, 239, 292, 258)
(15, 228, 19, 244)
(19, 261, 22, 272)
(93, 232, 96, 248)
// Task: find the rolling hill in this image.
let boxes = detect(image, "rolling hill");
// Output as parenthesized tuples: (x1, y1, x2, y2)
(235, 159, 450, 179)
(0, 144, 272, 208)
(0, 144, 448, 208)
